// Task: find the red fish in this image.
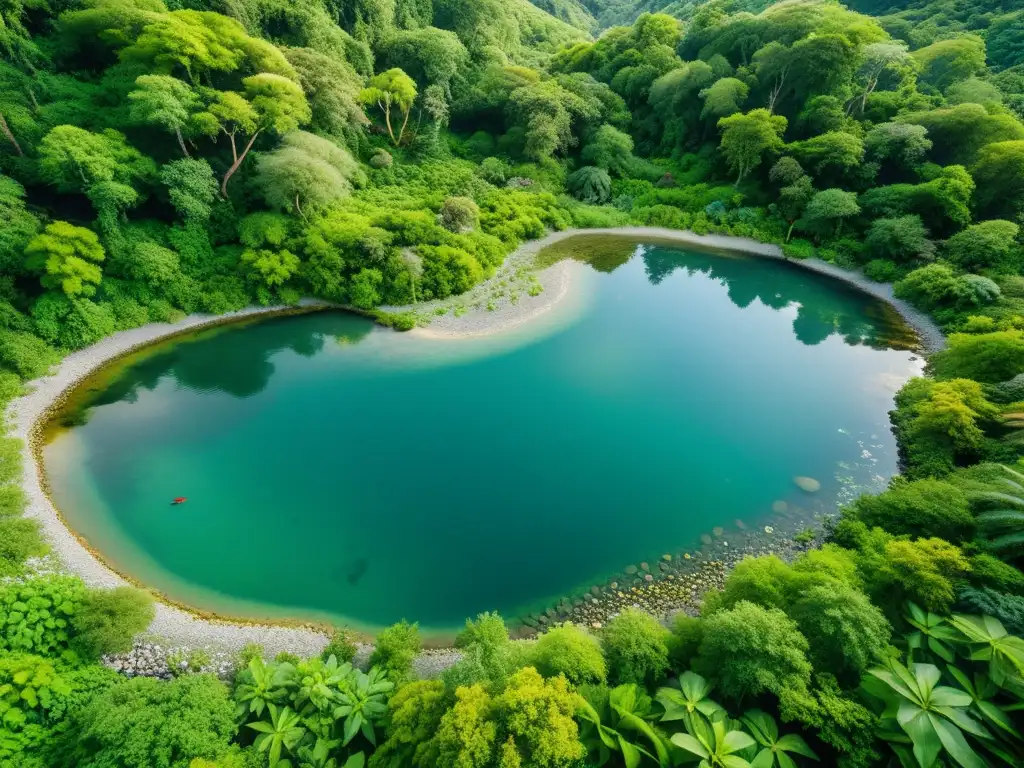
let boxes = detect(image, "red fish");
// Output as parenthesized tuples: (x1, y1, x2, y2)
(171, 497, 187, 505)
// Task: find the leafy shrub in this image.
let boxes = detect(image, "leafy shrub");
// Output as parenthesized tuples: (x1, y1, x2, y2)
(782, 239, 815, 259)
(0, 516, 48, 577)
(693, 601, 812, 710)
(0, 576, 85, 657)
(369, 620, 421, 683)
(864, 215, 935, 263)
(956, 588, 1024, 634)
(439, 196, 480, 233)
(71, 587, 155, 659)
(601, 608, 669, 687)
(845, 479, 975, 543)
(566, 167, 612, 205)
(478, 158, 510, 185)
(931, 331, 1024, 383)
(966, 554, 1024, 596)
(369, 150, 393, 169)
(60, 674, 236, 768)
(863, 259, 901, 283)
(321, 629, 358, 663)
(530, 624, 606, 685)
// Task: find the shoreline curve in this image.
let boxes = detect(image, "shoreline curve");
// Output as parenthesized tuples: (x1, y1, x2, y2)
(5, 226, 944, 662)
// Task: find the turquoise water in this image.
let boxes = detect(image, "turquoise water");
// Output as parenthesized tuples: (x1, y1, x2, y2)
(44, 239, 922, 634)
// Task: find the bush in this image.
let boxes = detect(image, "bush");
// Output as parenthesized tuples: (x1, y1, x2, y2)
(0, 576, 85, 656)
(600, 608, 669, 687)
(566, 167, 612, 205)
(369, 150, 393, 169)
(787, 584, 891, 686)
(0, 515, 48, 576)
(846, 479, 975, 543)
(945, 220, 1022, 273)
(321, 629, 358, 663)
(479, 157, 511, 185)
(60, 674, 236, 768)
(863, 259, 902, 283)
(967, 554, 1024, 596)
(530, 624, 606, 685)
(930, 331, 1024, 383)
(71, 587, 155, 659)
(957, 588, 1024, 634)
(369, 620, 421, 682)
(782, 239, 815, 259)
(864, 215, 935, 263)
(693, 601, 812, 709)
(439, 196, 480, 233)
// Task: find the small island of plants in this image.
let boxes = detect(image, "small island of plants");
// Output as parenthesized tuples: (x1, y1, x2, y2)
(2, 0, 1024, 766)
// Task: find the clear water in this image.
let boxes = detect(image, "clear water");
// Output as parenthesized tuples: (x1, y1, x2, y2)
(43, 238, 923, 635)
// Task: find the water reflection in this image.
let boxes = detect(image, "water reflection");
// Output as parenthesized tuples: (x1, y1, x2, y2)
(58, 312, 373, 426)
(544, 236, 916, 351)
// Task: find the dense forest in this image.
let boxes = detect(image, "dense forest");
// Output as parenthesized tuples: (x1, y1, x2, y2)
(3, 0, 1024, 767)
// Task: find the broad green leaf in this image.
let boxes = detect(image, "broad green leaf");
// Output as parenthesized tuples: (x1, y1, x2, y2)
(672, 732, 711, 759)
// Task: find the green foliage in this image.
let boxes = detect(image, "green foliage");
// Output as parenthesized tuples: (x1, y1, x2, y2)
(932, 332, 1024, 384)
(0, 576, 85, 657)
(531, 624, 606, 686)
(439, 197, 480, 234)
(717, 109, 787, 184)
(601, 609, 670, 688)
(369, 621, 420, 684)
(25, 223, 106, 299)
(70, 587, 154, 659)
(693, 601, 813, 710)
(322, 630, 358, 664)
(255, 132, 360, 216)
(945, 221, 1022, 274)
(847, 479, 974, 542)
(63, 674, 237, 768)
(864, 215, 935, 264)
(566, 166, 612, 204)
(578, 682, 671, 767)
(851, 527, 972, 616)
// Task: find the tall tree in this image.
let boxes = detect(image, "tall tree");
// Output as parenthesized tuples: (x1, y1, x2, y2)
(128, 75, 198, 157)
(359, 68, 417, 147)
(193, 74, 310, 197)
(717, 108, 787, 184)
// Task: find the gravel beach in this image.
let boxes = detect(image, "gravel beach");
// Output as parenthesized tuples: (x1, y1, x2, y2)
(5, 225, 944, 674)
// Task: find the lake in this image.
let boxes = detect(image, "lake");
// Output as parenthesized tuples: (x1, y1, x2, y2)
(43, 237, 923, 635)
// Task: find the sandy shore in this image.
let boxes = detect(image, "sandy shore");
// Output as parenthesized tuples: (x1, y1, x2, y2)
(4, 225, 944, 667)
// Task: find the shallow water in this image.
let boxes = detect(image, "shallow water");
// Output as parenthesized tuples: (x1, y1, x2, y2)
(44, 238, 923, 634)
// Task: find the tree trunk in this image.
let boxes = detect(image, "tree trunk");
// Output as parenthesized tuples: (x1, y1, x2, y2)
(381, 101, 396, 145)
(786, 221, 795, 243)
(0, 113, 24, 156)
(175, 127, 191, 158)
(220, 130, 261, 198)
(397, 107, 411, 146)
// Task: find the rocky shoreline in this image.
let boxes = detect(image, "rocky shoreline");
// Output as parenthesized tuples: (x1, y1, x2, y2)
(6, 225, 941, 680)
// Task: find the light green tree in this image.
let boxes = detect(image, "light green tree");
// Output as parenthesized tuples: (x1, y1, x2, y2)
(193, 74, 310, 197)
(128, 75, 198, 157)
(359, 69, 417, 146)
(24, 222, 105, 298)
(717, 109, 787, 184)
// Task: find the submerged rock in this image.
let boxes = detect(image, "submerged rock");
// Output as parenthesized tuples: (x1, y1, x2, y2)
(771, 500, 789, 514)
(794, 476, 821, 493)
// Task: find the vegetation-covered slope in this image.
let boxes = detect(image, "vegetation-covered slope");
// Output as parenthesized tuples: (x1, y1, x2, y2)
(2, 0, 1024, 767)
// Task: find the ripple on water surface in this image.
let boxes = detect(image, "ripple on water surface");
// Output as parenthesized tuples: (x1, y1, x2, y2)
(44, 239, 924, 635)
